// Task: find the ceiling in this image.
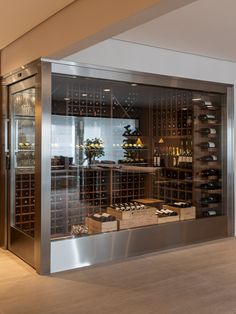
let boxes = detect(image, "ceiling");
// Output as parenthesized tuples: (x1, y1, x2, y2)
(114, 0, 236, 62)
(0, 0, 74, 49)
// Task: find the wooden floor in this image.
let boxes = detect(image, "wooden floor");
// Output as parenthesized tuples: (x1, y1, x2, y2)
(1, 238, 236, 314)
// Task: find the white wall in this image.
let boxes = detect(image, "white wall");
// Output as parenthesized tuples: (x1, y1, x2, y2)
(64, 38, 236, 234)
(64, 38, 236, 84)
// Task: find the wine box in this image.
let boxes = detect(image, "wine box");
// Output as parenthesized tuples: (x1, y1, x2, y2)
(107, 206, 156, 220)
(85, 218, 118, 234)
(107, 206, 158, 230)
(118, 215, 158, 230)
(157, 215, 180, 224)
(163, 205, 196, 221)
(133, 198, 165, 209)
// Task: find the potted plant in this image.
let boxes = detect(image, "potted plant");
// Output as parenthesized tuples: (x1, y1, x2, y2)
(83, 138, 105, 165)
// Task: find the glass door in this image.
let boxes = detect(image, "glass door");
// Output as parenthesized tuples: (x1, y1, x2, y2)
(8, 77, 36, 267)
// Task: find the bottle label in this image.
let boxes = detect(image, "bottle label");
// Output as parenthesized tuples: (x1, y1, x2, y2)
(212, 155, 217, 161)
(208, 142, 216, 148)
(206, 114, 215, 119)
(208, 210, 217, 216)
(210, 128, 217, 134)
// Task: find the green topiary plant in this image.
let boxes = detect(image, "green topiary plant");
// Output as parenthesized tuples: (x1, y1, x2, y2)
(83, 138, 105, 165)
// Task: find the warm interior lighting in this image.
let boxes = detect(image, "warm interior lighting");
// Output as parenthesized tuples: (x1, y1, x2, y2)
(104, 89, 111, 92)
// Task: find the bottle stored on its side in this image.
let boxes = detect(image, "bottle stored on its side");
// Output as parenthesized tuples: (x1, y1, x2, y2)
(198, 142, 216, 149)
(198, 182, 221, 190)
(198, 114, 216, 121)
(202, 210, 218, 217)
(198, 155, 218, 162)
(197, 128, 217, 135)
(200, 169, 221, 177)
(195, 100, 216, 110)
(200, 194, 221, 204)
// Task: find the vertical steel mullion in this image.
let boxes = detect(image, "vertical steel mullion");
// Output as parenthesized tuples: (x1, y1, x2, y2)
(226, 86, 235, 236)
(34, 61, 52, 274)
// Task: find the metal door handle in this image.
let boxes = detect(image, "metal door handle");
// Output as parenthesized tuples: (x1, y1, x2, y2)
(4, 119, 9, 153)
(6, 154, 10, 170)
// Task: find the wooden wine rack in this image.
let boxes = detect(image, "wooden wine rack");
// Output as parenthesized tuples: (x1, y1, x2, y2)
(152, 89, 194, 204)
(192, 100, 223, 217)
(15, 172, 35, 237)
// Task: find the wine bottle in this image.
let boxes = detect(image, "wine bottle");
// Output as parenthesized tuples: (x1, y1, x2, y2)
(198, 155, 218, 161)
(202, 210, 217, 217)
(198, 114, 216, 121)
(198, 128, 217, 135)
(198, 182, 221, 190)
(200, 169, 221, 177)
(195, 100, 215, 109)
(171, 202, 191, 208)
(200, 194, 221, 204)
(199, 142, 216, 149)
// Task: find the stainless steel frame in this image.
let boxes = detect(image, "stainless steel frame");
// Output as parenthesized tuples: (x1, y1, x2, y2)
(49, 60, 234, 273)
(1, 58, 234, 274)
(1, 60, 51, 274)
(8, 77, 36, 267)
(51, 216, 228, 273)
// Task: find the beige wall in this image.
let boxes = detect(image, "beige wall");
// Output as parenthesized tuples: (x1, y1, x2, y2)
(1, 0, 198, 76)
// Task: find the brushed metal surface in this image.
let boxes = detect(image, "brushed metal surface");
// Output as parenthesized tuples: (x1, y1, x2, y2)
(34, 61, 51, 274)
(51, 216, 228, 273)
(10, 227, 34, 266)
(0, 84, 8, 248)
(48, 59, 231, 94)
(226, 87, 235, 236)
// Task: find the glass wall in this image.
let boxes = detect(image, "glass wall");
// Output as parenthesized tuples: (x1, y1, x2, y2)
(50, 74, 226, 239)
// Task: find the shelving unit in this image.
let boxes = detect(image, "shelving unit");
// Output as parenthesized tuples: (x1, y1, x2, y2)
(192, 100, 223, 217)
(51, 167, 110, 237)
(15, 172, 35, 237)
(152, 89, 193, 204)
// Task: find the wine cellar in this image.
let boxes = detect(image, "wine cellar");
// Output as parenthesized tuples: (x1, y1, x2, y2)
(2, 59, 232, 273)
(48, 74, 227, 238)
(11, 74, 227, 239)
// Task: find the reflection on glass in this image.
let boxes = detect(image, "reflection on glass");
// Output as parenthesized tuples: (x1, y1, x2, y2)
(50, 75, 226, 239)
(13, 88, 35, 237)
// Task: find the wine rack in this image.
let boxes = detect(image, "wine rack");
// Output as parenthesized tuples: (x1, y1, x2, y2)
(51, 167, 146, 237)
(15, 172, 35, 237)
(112, 171, 146, 204)
(51, 168, 110, 237)
(193, 100, 223, 217)
(152, 89, 193, 204)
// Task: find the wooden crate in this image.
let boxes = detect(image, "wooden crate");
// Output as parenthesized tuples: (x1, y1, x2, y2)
(107, 206, 156, 220)
(157, 215, 179, 224)
(133, 198, 165, 209)
(118, 215, 158, 230)
(163, 205, 196, 221)
(85, 218, 118, 234)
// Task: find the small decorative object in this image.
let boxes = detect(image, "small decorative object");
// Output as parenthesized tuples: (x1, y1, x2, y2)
(122, 125, 132, 136)
(131, 127, 142, 136)
(71, 224, 88, 236)
(83, 137, 105, 165)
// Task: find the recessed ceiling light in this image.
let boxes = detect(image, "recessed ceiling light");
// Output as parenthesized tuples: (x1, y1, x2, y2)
(82, 93, 87, 97)
(182, 107, 188, 111)
(131, 83, 138, 86)
(64, 97, 70, 101)
(104, 89, 111, 92)
(192, 98, 202, 101)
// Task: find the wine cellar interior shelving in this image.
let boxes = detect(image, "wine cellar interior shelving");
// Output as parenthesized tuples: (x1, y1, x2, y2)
(48, 75, 227, 238)
(13, 74, 226, 239)
(10, 74, 226, 239)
